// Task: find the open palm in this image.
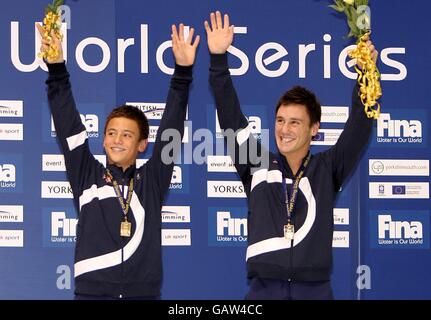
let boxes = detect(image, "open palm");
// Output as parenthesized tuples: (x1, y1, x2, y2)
(171, 23, 200, 67)
(204, 11, 234, 54)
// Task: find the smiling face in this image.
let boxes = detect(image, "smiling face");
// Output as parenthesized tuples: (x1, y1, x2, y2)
(103, 117, 148, 171)
(275, 104, 319, 159)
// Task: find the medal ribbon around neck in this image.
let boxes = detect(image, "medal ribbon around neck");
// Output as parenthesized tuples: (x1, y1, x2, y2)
(106, 170, 134, 223)
(279, 151, 311, 224)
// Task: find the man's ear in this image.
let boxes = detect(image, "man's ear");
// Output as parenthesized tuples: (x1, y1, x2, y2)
(311, 122, 320, 137)
(102, 135, 107, 150)
(138, 139, 148, 153)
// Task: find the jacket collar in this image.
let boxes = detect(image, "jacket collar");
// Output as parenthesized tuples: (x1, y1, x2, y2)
(106, 163, 136, 181)
(277, 152, 293, 178)
(277, 151, 311, 179)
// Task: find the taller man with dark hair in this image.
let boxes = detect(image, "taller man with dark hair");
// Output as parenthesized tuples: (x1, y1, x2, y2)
(205, 11, 377, 300)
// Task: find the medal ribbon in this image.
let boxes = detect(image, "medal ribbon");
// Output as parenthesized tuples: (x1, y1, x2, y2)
(106, 170, 134, 222)
(279, 151, 311, 224)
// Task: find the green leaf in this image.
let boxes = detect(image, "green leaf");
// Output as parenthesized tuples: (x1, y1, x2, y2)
(347, 18, 360, 37)
(344, 7, 351, 20)
(52, 0, 64, 11)
(355, 0, 369, 7)
(348, 5, 357, 19)
(329, 4, 344, 12)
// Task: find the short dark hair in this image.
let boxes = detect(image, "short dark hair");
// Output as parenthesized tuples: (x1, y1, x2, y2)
(104, 104, 149, 140)
(275, 86, 321, 126)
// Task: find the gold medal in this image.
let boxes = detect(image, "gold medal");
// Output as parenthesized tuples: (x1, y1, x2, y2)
(284, 223, 294, 241)
(120, 220, 132, 237)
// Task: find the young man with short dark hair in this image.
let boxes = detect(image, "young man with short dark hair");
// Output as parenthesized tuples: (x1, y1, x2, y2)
(38, 23, 199, 299)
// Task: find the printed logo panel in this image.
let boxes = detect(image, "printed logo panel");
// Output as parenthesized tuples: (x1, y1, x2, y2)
(42, 208, 78, 247)
(161, 229, 191, 246)
(369, 159, 429, 176)
(0, 100, 23, 117)
(208, 207, 248, 246)
(370, 211, 429, 249)
(0, 205, 23, 222)
(369, 182, 429, 199)
(0, 154, 23, 193)
(373, 109, 427, 148)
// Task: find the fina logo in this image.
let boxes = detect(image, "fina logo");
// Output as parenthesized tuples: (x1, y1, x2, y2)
(377, 113, 422, 144)
(247, 116, 262, 140)
(216, 112, 261, 139)
(50, 211, 78, 246)
(216, 211, 248, 244)
(0, 164, 16, 188)
(169, 166, 183, 190)
(378, 215, 424, 246)
(51, 114, 99, 138)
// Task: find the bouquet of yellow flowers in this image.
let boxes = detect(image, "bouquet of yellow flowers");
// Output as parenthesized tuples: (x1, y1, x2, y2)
(38, 0, 64, 62)
(330, 0, 381, 119)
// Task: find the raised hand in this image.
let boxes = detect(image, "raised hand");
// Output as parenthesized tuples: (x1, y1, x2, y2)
(366, 40, 378, 65)
(36, 22, 64, 64)
(357, 35, 378, 69)
(204, 11, 234, 54)
(171, 23, 200, 67)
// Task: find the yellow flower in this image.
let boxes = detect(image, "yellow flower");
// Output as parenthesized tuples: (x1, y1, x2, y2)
(39, 1, 64, 62)
(329, 0, 381, 119)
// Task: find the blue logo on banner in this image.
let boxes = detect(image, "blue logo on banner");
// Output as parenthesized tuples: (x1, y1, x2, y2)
(208, 104, 270, 157)
(392, 185, 406, 195)
(312, 132, 325, 142)
(42, 102, 105, 144)
(208, 104, 269, 140)
(208, 207, 248, 246)
(0, 154, 22, 193)
(42, 207, 78, 247)
(370, 211, 429, 249)
(169, 164, 189, 194)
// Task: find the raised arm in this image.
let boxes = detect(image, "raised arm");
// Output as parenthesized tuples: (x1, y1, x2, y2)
(325, 37, 378, 189)
(206, 11, 247, 133)
(206, 12, 266, 179)
(38, 23, 98, 200)
(146, 23, 199, 198)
